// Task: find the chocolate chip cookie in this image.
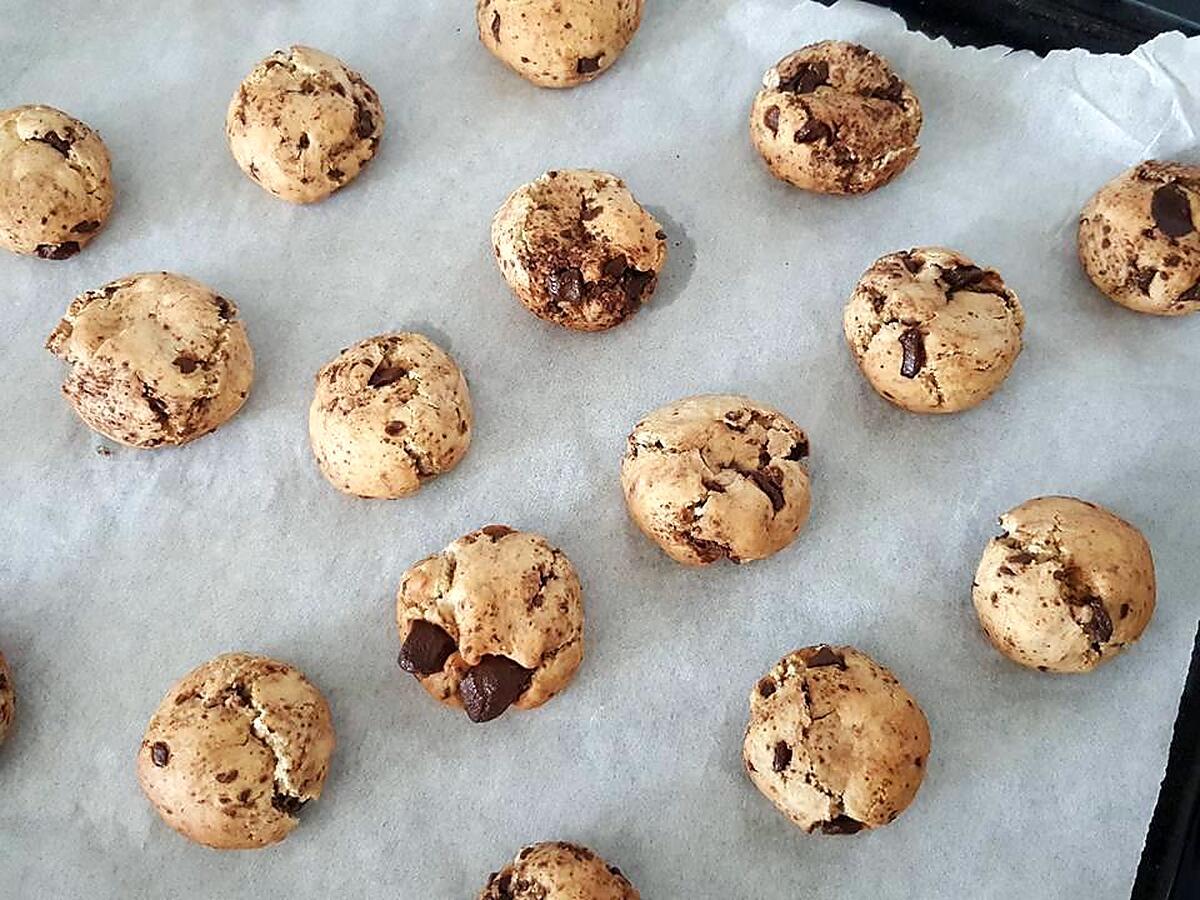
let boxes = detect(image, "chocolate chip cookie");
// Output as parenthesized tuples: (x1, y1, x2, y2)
(0, 105, 113, 259)
(45, 272, 254, 448)
(744, 645, 931, 834)
(396, 526, 583, 722)
(1078, 160, 1200, 315)
(137, 653, 335, 849)
(0, 649, 13, 746)
(973, 496, 1156, 673)
(843, 247, 1025, 414)
(621, 395, 811, 565)
(309, 332, 472, 499)
(479, 842, 640, 899)
(750, 41, 922, 194)
(492, 169, 667, 331)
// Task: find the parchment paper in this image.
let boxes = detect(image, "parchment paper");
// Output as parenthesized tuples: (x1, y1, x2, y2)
(1, 2, 1198, 897)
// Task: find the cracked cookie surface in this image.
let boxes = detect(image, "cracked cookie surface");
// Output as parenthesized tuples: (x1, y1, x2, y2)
(492, 168, 667, 331)
(0, 104, 114, 258)
(843, 247, 1024, 414)
(226, 45, 383, 204)
(1078, 160, 1200, 316)
(396, 526, 583, 722)
(479, 841, 639, 899)
(744, 645, 930, 834)
(620, 394, 811, 565)
(0, 649, 13, 746)
(750, 41, 921, 194)
(309, 332, 472, 499)
(973, 496, 1155, 673)
(137, 653, 335, 849)
(45, 272, 254, 448)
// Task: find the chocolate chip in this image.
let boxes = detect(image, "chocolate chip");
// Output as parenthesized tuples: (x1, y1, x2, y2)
(213, 296, 234, 321)
(793, 119, 832, 144)
(491, 11, 501, 42)
(215, 770, 239, 784)
(779, 61, 829, 93)
(271, 792, 307, 816)
(865, 76, 904, 102)
(398, 620, 457, 676)
(481, 524, 514, 539)
(758, 678, 776, 698)
(820, 815, 865, 835)
(34, 130, 71, 156)
(941, 265, 986, 291)
(899, 251, 923, 274)
(764, 105, 780, 136)
(602, 255, 628, 279)
(623, 269, 654, 303)
(580, 203, 602, 221)
(384, 422, 405, 436)
(805, 646, 846, 669)
(1007, 551, 1035, 565)
(1134, 267, 1158, 294)
(898, 327, 925, 379)
(173, 354, 201, 374)
(355, 105, 376, 139)
(144, 388, 169, 422)
(71, 220, 100, 234)
(655, 229, 667, 240)
(1151, 183, 1194, 237)
(576, 56, 601, 74)
(772, 740, 792, 772)
(368, 364, 407, 387)
(459, 655, 533, 723)
(546, 267, 583, 305)
(328, 167, 345, 181)
(297, 133, 309, 150)
(151, 742, 170, 767)
(1119, 602, 1131, 619)
(785, 439, 809, 461)
(1178, 281, 1200, 303)
(1073, 597, 1114, 645)
(749, 469, 785, 512)
(34, 241, 80, 260)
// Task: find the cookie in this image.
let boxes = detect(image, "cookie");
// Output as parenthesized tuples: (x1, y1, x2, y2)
(744, 645, 930, 834)
(137, 653, 335, 850)
(492, 169, 667, 331)
(0, 105, 114, 258)
(479, 842, 639, 899)
(309, 332, 472, 499)
(396, 526, 583, 722)
(843, 247, 1025, 414)
(973, 496, 1155, 673)
(621, 395, 811, 565)
(0, 649, 13, 746)
(1078, 160, 1200, 315)
(226, 46, 383, 204)
(477, 0, 643, 88)
(45, 272, 254, 448)
(750, 41, 921, 194)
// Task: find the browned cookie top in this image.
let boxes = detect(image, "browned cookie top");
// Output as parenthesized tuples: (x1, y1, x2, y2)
(479, 841, 640, 899)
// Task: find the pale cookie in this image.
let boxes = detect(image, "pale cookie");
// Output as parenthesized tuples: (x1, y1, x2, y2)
(1078, 160, 1200, 315)
(744, 645, 930, 834)
(843, 247, 1025, 414)
(492, 169, 667, 331)
(477, 0, 643, 88)
(973, 496, 1155, 673)
(0, 105, 113, 258)
(137, 653, 335, 850)
(45, 272, 254, 448)
(396, 526, 583, 722)
(309, 332, 472, 499)
(750, 41, 921, 194)
(479, 842, 640, 899)
(226, 46, 383, 204)
(621, 395, 811, 565)
(0, 649, 13, 746)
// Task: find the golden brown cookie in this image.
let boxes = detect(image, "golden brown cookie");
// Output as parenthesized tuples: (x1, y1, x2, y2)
(479, 842, 640, 899)
(0, 649, 14, 746)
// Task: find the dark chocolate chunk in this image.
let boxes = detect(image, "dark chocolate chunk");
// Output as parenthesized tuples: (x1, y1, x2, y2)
(898, 327, 925, 379)
(576, 56, 601, 74)
(749, 469, 785, 512)
(151, 742, 171, 767)
(772, 740, 792, 772)
(71, 220, 100, 234)
(779, 61, 829, 94)
(785, 439, 809, 461)
(271, 792, 308, 816)
(764, 105, 780, 136)
(793, 119, 832, 144)
(1151, 183, 1194, 237)
(459, 655, 533, 723)
(546, 267, 584, 305)
(865, 75, 904, 102)
(355, 105, 376, 140)
(758, 678, 776, 698)
(805, 646, 846, 669)
(481, 524, 514, 539)
(215, 770, 239, 784)
(34, 241, 80, 260)
(654, 229, 667, 240)
(384, 421, 405, 436)
(398, 620, 457, 675)
(1134, 267, 1158, 294)
(1073, 597, 1114, 645)
(602, 255, 628, 279)
(941, 265, 986, 291)
(34, 130, 71, 156)
(173, 354, 201, 374)
(1177, 281, 1200, 303)
(820, 815, 865, 835)
(297, 132, 310, 150)
(623, 269, 654, 302)
(491, 11, 501, 42)
(899, 251, 922, 274)
(1007, 551, 1035, 565)
(368, 364, 407, 387)
(213, 296, 234, 321)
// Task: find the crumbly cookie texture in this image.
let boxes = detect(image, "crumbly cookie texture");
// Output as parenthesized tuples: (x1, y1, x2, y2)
(0, 650, 14, 746)
(744, 645, 930, 835)
(479, 842, 640, 899)
(621, 395, 811, 565)
(476, 0, 643, 88)
(0, 104, 113, 258)
(45, 272, 254, 448)
(396, 526, 583, 722)
(750, 41, 921, 194)
(226, 45, 383, 204)
(973, 496, 1155, 673)
(492, 169, 667, 332)
(137, 653, 335, 850)
(843, 247, 1025, 414)
(309, 332, 472, 499)
(1078, 160, 1200, 316)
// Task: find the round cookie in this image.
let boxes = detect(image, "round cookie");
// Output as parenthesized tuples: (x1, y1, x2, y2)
(621, 394, 811, 565)
(1078, 160, 1200, 315)
(476, 0, 643, 89)
(479, 842, 640, 899)
(226, 46, 383, 204)
(309, 332, 472, 499)
(492, 169, 667, 332)
(744, 645, 930, 834)
(45, 272, 254, 448)
(137, 653, 335, 850)
(750, 41, 921, 194)
(0, 649, 13, 746)
(396, 526, 583, 722)
(973, 496, 1155, 673)
(0, 104, 114, 259)
(843, 247, 1025, 414)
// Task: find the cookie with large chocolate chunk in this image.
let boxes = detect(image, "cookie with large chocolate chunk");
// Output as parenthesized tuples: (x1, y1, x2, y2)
(479, 841, 640, 899)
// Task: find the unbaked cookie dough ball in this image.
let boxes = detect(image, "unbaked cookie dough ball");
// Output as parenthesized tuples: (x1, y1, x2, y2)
(621, 394, 811, 565)
(750, 41, 921, 194)
(137, 653, 335, 850)
(0, 649, 13, 746)
(1078, 160, 1200, 315)
(0, 105, 113, 259)
(396, 526, 583, 722)
(226, 46, 383, 204)
(843, 247, 1024, 414)
(477, 0, 643, 88)
(973, 496, 1155, 673)
(45, 272, 254, 448)
(479, 842, 640, 899)
(309, 332, 472, 499)
(744, 645, 930, 834)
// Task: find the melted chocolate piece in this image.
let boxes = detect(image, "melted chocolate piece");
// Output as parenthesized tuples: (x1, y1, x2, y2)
(398, 620, 458, 675)
(460, 656, 534, 723)
(898, 327, 926, 378)
(1151, 183, 1194, 237)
